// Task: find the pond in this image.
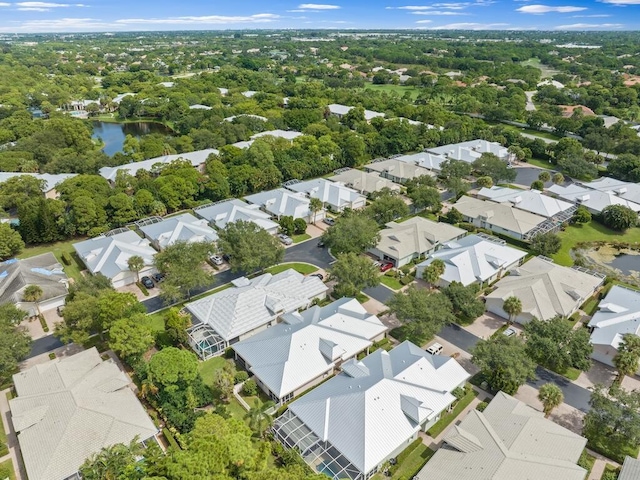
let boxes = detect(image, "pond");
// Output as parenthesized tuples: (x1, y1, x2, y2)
(91, 121, 173, 156)
(609, 253, 640, 276)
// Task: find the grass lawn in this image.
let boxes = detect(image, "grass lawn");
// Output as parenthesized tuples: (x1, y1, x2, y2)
(0, 411, 7, 457)
(581, 295, 600, 316)
(578, 450, 596, 476)
(560, 367, 581, 381)
(602, 464, 620, 479)
(553, 221, 640, 266)
(226, 397, 249, 421)
(526, 157, 556, 170)
(0, 459, 15, 480)
(18, 238, 86, 282)
(266, 263, 318, 275)
(363, 83, 422, 100)
(588, 434, 639, 464)
(427, 388, 478, 437)
(392, 445, 435, 479)
(517, 127, 561, 141)
(146, 311, 166, 333)
(197, 356, 228, 388)
(292, 233, 311, 244)
(389, 325, 428, 347)
(380, 275, 403, 291)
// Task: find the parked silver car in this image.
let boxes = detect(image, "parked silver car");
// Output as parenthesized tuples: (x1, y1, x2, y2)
(277, 233, 293, 246)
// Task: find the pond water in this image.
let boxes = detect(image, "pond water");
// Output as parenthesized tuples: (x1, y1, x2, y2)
(91, 121, 173, 156)
(609, 253, 640, 275)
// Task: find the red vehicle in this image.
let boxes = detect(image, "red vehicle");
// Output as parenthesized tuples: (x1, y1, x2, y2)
(380, 262, 394, 272)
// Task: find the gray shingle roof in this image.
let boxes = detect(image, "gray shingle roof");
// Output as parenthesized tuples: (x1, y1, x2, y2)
(416, 392, 587, 480)
(232, 297, 387, 398)
(10, 348, 157, 480)
(328, 169, 401, 195)
(186, 269, 328, 342)
(283, 341, 469, 475)
(0, 253, 68, 308)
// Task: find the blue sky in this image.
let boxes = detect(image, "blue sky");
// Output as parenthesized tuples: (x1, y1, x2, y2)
(0, 1, 639, 33)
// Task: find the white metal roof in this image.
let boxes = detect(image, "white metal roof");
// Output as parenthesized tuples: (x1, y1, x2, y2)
(417, 234, 526, 286)
(73, 231, 156, 280)
(185, 269, 328, 342)
(428, 139, 508, 162)
(364, 159, 435, 181)
(548, 183, 640, 214)
(0, 172, 77, 193)
(416, 392, 586, 480)
(99, 148, 219, 182)
(487, 257, 603, 321)
(286, 341, 470, 475)
(588, 285, 640, 351)
(232, 297, 387, 398)
(328, 169, 401, 195)
(477, 186, 575, 218)
(286, 178, 365, 210)
(10, 348, 157, 480)
(139, 213, 218, 249)
(194, 198, 279, 232)
(454, 196, 547, 236)
(244, 188, 312, 219)
(394, 152, 447, 171)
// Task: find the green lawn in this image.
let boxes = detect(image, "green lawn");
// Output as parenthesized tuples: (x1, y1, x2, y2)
(380, 275, 403, 291)
(197, 356, 228, 388)
(0, 459, 15, 480)
(553, 221, 640, 266)
(581, 295, 600, 316)
(578, 449, 596, 476)
(561, 367, 581, 381)
(292, 233, 311, 244)
(588, 434, 639, 464)
(227, 397, 249, 421)
(0, 410, 7, 457)
(427, 388, 478, 437)
(18, 238, 86, 282)
(526, 157, 556, 170)
(146, 311, 166, 333)
(363, 83, 422, 100)
(266, 263, 318, 275)
(392, 445, 435, 479)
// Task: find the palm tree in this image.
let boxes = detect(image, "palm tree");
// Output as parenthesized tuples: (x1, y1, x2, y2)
(552, 172, 565, 185)
(502, 296, 522, 324)
(127, 255, 145, 283)
(538, 171, 551, 183)
(538, 383, 564, 417)
(246, 399, 275, 438)
(23, 285, 43, 318)
(309, 197, 323, 224)
(422, 259, 445, 289)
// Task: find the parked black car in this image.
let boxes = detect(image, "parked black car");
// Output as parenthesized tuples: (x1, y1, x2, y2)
(152, 273, 166, 283)
(141, 276, 155, 289)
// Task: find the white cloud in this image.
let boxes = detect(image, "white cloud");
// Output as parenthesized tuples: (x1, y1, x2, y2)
(430, 21, 509, 28)
(297, 3, 340, 9)
(16, 2, 86, 7)
(517, 4, 587, 13)
(572, 14, 612, 17)
(115, 14, 281, 25)
(416, 19, 433, 23)
(554, 22, 623, 28)
(0, 2, 10, 5)
(0, 17, 110, 32)
(412, 10, 468, 15)
(600, 0, 640, 4)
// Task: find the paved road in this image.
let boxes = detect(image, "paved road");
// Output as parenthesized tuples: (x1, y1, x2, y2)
(142, 239, 335, 313)
(27, 335, 63, 359)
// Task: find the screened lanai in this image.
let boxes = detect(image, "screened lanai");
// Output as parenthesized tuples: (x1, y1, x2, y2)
(187, 323, 226, 360)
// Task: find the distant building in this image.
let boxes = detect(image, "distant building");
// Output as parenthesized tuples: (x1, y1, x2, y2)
(138, 213, 218, 250)
(327, 103, 385, 122)
(328, 168, 401, 196)
(194, 198, 279, 234)
(186, 269, 328, 358)
(486, 256, 604, 324)
(10, 348, 158, 480)
(477, 186, 576, 220)
(273, 341, 470, 480)
(394, 152, 447, 172)
(427, 140, 509, 163)
(363, 159, 434, 184)
(233, 297, 387, 404)
(285, 178, 366, 213)
(0, 253, 69, 315)
(416, 391, 587, 480)
(245, 188, 322, 223)
(548, 180, 640, 215)
(0, 172, 77, 199)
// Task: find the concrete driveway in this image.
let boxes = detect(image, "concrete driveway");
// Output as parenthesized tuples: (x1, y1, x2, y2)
(574, 361, 616, 390)
(464, 313, 505, 340)
(118, 281, 161, 302)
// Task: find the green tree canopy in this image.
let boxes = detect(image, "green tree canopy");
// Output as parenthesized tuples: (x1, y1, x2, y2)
(472, 153, 516, 184)
(366, 191, 409, 225)
(154, 240, 214, 302)
(538, 383, 563, 417)
(442, 282, 484, 322)
(601, 204, 638, 231)
(330, 252, 380, 298)
(530, 232, 562, 257)
(109, 315, 155, 362)
(217, 220, 285, 273)
(321, 211, 380, 255)
(0, 224, 24, 260)
(0, 304, 31, 385)
(148, 347, 199, 391)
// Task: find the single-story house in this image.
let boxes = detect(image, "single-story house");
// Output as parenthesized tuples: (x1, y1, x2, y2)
(581, 177, 640, 206)
(273, 341, 470, 480)
(9, 348, 158, 480)
(561, 105, 595, 117)
(244, 188, 322, 223)
(428, 139, 508, 162)
(99, 149, 219, 183)
(327, 104, 385, 122)
(0, 253, 69, 315)
(233, 297, 387, 404)
(619, 456, 640, 480)
(186, 269, 328, 359)
(477, 186, 577, 219)
(328, 169, 401, 196)
(453, 196, 548, 240)
(537, 79, 565, 89)
(588, 285, 640, 370)
(194, 199, 279, 234)
(416, 234, 527, 287)
(486, 256, 604, 324)
(285, 178, 366, 213)
(0, 173, 77, 199)
(73, 230, 157, 288)
(189, 104, 212, 110)
(416, 391, 587, 480)
(547, 183, 640, 215)
(394, 152, 447, 172)
(230, 129, 303, 150)
(370, 217, 466, 268)
(242, 90, 258, 98)
(223, 114, 268, 122)
(138, 213, 218, 250)
(363, 159, 434, 184)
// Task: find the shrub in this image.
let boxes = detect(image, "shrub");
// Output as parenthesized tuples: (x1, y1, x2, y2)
(476, 401, 488, 412)
(48, 352, 56, 360)
(60, 251, 72, 266)
(38, 314, 49, 332)
(458, 222, 476, 232)
(136, 282, 149, 296)
(400, 265, 413, 275)
(242, 379, 257, 396)
(234, 371, 249, 384)
(400, 275, 415, 285)
(163, 427, 181, 450)
(452, 387, 466, 400)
